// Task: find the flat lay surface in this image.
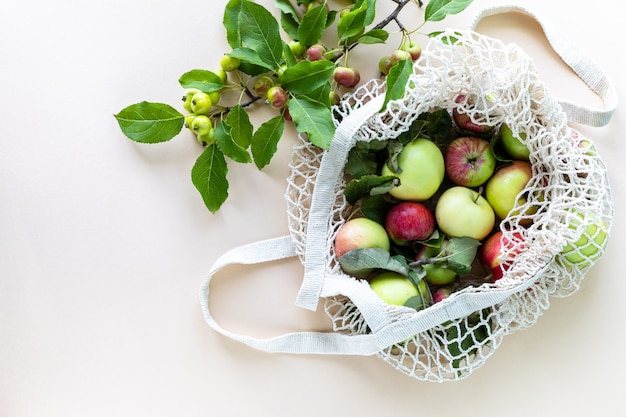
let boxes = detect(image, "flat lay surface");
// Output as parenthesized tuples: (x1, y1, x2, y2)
(1, 0, 624, 416)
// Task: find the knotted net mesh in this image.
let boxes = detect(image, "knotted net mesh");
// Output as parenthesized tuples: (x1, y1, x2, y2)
(285, 29, 613, 381)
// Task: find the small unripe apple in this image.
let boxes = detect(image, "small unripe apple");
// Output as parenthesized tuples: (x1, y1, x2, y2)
(500, 123, 530, 160)
(402, 40, 422, 61)
(384, 202, 435, 245)
(254, 75, 275, 98)
(333, 66, 360, 88)
(369, 271, 429, 307)
(334, 217, 390, 259)
(219, 54, 241, 72)
(213, 69, 228, 84)
(267, 86, 289, 109)
(190, 115, 212, 136)
(378, 55, 393, 75)
(329, 91, 341, 106)
(306, 44, 326, 61)
(190, 92, 213, 115)
(288, 40, 305, 58)
(381, 138, 445, 201)
(390, 49, 411, 65)
(435, 186, 495, 241)
(182, 88, 200, 112)
(197, 127, 215, 146)
(479, 230, 525, 281)
(445, 136, 496, 187)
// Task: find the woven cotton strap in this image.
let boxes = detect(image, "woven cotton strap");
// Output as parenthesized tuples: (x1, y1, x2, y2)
(199, 235, 545, 355)
(470, 5, 618, 127)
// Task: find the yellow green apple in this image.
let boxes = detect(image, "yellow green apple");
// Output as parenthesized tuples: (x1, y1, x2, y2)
(500, 124, 530, 160)
(369, 271, 429, 306)
(381, 138, 445, 201)
(561, 212, 608, 267)
(435, 186, 495, 241)
(485, 160, 533, 220)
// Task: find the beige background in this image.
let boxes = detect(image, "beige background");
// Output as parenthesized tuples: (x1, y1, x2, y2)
(1, 0, 624, 415)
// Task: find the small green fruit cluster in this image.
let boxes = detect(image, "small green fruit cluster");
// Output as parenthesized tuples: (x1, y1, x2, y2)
(181, 70, 227, 146)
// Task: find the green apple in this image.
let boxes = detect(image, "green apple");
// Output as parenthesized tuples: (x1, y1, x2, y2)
(334, 217, 390, 258)
(500, 124, 530, 160)
(435, 186, 495, 241)
(485, 160, 533, 221)
(369, 271, 429, 307)
(415, 244, 457, 285)
(381, 138, 445, 201)
(561, 212, 608, 267)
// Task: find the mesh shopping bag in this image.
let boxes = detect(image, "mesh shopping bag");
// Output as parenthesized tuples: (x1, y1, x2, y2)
(199, 6, 617, 381)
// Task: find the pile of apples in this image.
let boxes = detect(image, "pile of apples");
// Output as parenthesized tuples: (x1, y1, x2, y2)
(334, 96, 536, 309)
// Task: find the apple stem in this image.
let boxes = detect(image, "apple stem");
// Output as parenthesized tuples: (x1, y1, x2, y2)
(474, 186, 484, 204)
(409, 257, 436, 267)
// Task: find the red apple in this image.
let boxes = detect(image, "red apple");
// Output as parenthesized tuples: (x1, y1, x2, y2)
(384, 202, 435, 245)
(432, 286, 453, 303)
(479, 230, 525, 281)
(306, 44, 326, 61)
(333, 66, 360, 88)
(452, 94, 495, 134)
(334, 217, 390, 258)
(445, 136, 496, 187)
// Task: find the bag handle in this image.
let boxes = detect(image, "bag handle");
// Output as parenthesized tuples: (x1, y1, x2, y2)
(470, 5, 618, 127)
(199, 235, 544, 355)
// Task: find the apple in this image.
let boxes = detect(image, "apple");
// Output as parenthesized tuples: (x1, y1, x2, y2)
(333, 66, 360, 88)
(432, 286, 453, 303)
(435, 186, 495, 241)
(445, 136, 496, 187)
(479, 230, 525, 281)
(500, 124, 530, 160)
(385, 202, 435, 245)
(334, 217, 390, 258)
(452, 94, 495, 134)
(485, 161, 533, 221)
(415, 244, 457, 285)
(369, 271, 430, 307)
(381, 138, 445, 201)
(560, 211, 608, 267)
(306, 44, 326, 61)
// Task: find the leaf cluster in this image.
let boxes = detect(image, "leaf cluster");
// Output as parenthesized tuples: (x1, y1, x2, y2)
(114, 0, 474, 214)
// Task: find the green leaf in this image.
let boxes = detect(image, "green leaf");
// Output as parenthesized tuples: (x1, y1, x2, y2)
(303, 83, 332, 107)
(280, 60, 335, 95)
(215, 106, 252, 164)
(344, 175, 399, 205)
(224, 0, 243, 48)
(282, 41, 298, 67)
(338, 247, 408, 278)
(439, 237, 481, 275)
(360, 195, 393, 224)
(178, 70, 224, 93)
(251, 115, 285, 169)
(274, 0, 299, 20)
(280, 12, 300, 41)
(425, 0, 474, 22)
(114, 101, 184, 144)
(357, 28, 389, 44)
(226, 104, 253, 149)
(337, 8, 367, 41)
(239, 0, 283, 69)
(191, 143, 229, 214)
(353, 0, 377, 25)
(288, 96, 335, 149)
(229, 48, 274, 71)
(381, 58, 413, 110)
(298, 4, 328, 47)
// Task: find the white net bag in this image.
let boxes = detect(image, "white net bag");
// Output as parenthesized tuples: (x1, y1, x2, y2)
(200, 6, 617, 382)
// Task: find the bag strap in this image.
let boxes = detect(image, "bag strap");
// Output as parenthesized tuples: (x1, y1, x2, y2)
(199, 234, 544, 355)
(296, 94, 387, 311)
(470, 5, 618, 127)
